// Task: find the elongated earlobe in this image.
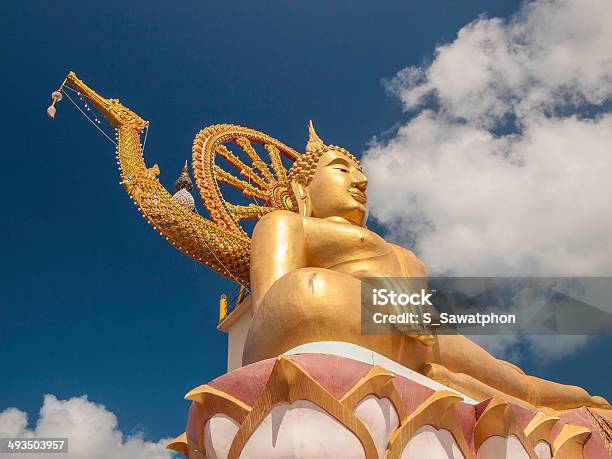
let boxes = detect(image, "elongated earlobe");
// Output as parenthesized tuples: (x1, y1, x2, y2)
(290, 176, 312, 217)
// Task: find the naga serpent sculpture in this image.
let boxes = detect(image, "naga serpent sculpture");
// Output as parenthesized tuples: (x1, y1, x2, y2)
(52, 72, 308, 288)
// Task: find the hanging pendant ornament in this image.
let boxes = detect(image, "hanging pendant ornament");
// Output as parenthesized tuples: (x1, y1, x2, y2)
(47, 87, 65, 119)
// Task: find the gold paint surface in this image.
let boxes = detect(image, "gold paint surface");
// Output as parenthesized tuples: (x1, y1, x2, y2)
(385, 391, 471, 459)
(525, 413, 560, 447)
(553, 424, 591, 459)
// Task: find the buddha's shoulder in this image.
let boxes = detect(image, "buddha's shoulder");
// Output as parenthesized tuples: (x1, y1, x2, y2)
(254, 210, 304, 234)
(389, 243, 428, 277)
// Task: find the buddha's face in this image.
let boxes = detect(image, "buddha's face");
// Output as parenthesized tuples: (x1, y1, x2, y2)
(306, 149, 368, 226)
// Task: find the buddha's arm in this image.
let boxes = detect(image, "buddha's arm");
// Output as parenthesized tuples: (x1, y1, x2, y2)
(389, 243, 427, 277)
(250, 210, 307, 311)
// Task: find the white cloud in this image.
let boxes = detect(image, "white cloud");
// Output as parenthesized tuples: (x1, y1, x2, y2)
(366, 112, 612, 278)
(387, 0, 612, 127)
(469, 335, 523, 362)
(469, 335, 591, 363)
(0, 395, 177, 459)
(524, 334, 590, 361)
(364, 0, 612, 361)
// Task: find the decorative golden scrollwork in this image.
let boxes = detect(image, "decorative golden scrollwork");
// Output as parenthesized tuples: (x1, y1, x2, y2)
(192, 124, 301, 239)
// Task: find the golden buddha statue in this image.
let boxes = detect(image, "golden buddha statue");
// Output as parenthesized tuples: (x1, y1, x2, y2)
(243, 123, 608, 411)
(50, 72, 608, 418)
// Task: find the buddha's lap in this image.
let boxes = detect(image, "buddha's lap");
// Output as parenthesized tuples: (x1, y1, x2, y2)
(245, 267, 427, 367)
(244, 268, 602, 407)
(248, 269, 494, 366)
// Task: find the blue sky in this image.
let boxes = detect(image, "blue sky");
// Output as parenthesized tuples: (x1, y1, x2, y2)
(2, 0, 611, 450)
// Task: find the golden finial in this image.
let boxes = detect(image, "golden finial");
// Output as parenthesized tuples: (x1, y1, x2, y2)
(306, 120, 326, 154)
(174, 160, 193, 192)
(172, 161, 196, 211)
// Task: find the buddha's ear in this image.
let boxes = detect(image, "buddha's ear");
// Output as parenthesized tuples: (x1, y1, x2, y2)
(290, 176, 312, 217)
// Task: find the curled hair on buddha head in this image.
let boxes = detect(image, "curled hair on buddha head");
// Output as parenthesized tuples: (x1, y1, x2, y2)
(287, 120, 362, 186)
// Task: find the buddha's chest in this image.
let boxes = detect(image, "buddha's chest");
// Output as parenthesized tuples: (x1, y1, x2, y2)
(304, 218, 400, 274)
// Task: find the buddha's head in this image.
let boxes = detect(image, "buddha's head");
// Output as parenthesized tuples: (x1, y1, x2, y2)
(287, 121, 368, 226)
